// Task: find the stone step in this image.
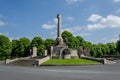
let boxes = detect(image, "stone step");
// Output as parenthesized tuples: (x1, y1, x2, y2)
(8, 59, 37, 67)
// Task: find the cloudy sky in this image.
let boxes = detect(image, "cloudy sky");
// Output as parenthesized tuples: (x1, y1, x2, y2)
(0, 0, 120, 43)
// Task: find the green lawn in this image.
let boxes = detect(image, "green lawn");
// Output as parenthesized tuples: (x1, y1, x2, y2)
(42, 58, 101, 65)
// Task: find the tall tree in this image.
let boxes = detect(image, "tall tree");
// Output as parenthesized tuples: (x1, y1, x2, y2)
(116, 40, 120, 54)
(96, 44, 103, 57)
(16, 41, 25, 57)
(90, 44, 97, 57)
(31, 36, 44, 47)
(76, 36, 84, 46)
(11, 37, 30, 58)
(31, 36, 44, 56)
(82, 41, 92, 49)
(38, 44, 46, 56)
(62, 31, 79, 49)
(19, 37, 30, 56)
(11, 40, 19, 58)
(107, 43, 116, 55)
(44, 39, 55, 49)
(0, 35, 11, 60)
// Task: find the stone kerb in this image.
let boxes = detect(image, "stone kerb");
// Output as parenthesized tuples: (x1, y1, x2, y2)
(101, 58, 116, 64)
(81, 56, 116, 64)
(5, 56, 31, 64)
(36, 56, 50, 66)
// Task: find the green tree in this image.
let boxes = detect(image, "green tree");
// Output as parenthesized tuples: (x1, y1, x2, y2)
(38, 44, 46, 56)
(90, 44, 97, 57)
(82, 41, 92, 49)
(11, 40, 19, 58)
(62, 31, 79, 49)
(107, 43, 116, 55)
(0, 35, 11, 60)
(11, 37, 30, 58)
(117, 40, 120, 54)
(31, 36, 44, 56)
(99, 43, 108, 55)
(96, 44, 103, 57)
(44, 39, 55, 49)
(16, 41, 25, 57)
(31, 36, 44, 47)
(76, 36, 84, 46)
(90, 44, 103, 57)
(19, 37, 30, 56)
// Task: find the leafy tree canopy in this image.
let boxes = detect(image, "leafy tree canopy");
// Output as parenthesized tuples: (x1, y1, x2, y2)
(0, 35, 11, 60)
(31, 36, 44, 47)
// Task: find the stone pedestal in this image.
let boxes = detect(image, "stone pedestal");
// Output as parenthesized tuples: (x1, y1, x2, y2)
(64, 54, 71, 59)
(50, 46, 53, 58)
(78, 46, 83, 58)
(44, 50, 48, 56)
(5, 59, 10, 64)
(31, 47, 37, 57)
(84, 47, 90, 57)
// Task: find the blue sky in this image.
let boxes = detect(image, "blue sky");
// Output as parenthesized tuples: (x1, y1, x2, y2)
(0, 0, 120, 43)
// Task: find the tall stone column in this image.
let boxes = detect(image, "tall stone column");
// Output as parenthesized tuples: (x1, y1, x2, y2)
(57, 14, 61, 38)
(55, 14, 63, 45)
(119, 34, 120, 41)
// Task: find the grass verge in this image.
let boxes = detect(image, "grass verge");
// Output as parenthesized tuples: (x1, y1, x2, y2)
(42, 58, 101, 65)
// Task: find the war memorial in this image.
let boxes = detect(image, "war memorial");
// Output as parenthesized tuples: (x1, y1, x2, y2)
(0, 0, 120, 80)
(46, 14, 91, 59)
(4, 14, 116, 66)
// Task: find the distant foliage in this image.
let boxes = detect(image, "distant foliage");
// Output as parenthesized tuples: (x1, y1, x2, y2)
(0, 35, 11, 60)
(44, 39, 55, 49)
(0, 31, 120, 60)
(31, 36, 44, 47)
(38, 44, 46, 56)
(31, 36, 44, 56)
(117, 40, 120, 54)
(62, 31, 80, 49)
(11, 37, 30, 58)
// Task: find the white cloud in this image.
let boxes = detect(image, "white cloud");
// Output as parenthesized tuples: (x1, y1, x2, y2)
(41, 18, 57, 29)
(87, 24, 105, 30)
(87, 14, 120, 30)
(114, 0, 120, 2)
(109, 38, 118, 42)
(0, 14, 7, 27)
(53, 18, 57, 24)
(65, 0, 83, 4)
(63, 26, 90, 37)
(63, 26, 81, 33)
(101, 15, 120, 28)
(67, 16, 74, 21)
(88, 14, 102, 22)
(0, 21, 6, 26)
(41, 24, 56, 29)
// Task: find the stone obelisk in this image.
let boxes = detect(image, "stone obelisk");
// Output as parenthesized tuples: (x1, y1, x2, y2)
(57, 14, 61, 38)
(55, 14, 63, 45)
(119, 34, 120, 40)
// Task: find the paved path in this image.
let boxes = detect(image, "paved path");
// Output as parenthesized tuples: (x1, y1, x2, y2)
(0, 60, 120, 80)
